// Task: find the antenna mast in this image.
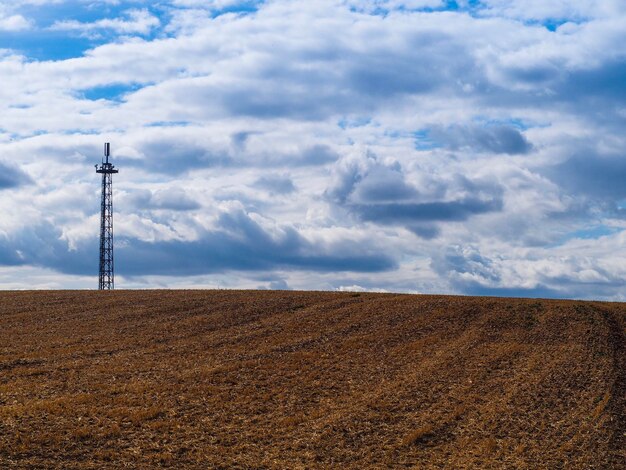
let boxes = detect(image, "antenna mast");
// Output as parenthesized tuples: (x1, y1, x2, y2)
(96, 142, 119, 290)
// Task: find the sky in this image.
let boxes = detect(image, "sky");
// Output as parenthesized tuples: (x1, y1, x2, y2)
(0, 0, 625, 299)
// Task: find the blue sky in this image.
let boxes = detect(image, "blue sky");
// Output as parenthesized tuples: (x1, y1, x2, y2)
(0, 0, 625, 299)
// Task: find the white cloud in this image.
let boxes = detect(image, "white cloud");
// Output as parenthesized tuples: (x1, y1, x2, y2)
(0, 13, 31, 31)
(0, 0, 625, 298)
(171, 0, 253, 7)
(50, 8, 160, 36)
(344, 0, 444, 11)
(478, 0, 623, 21)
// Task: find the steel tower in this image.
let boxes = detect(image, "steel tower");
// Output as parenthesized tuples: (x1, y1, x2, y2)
(96, 142, 119, 290)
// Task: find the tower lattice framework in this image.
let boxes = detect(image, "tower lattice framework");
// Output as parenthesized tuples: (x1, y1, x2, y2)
(96, 143, 118, 290)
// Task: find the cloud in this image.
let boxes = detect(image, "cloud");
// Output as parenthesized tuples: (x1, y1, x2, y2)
(430, 124, 533, 155)
(477, 0, 622, 21)
(0, 235, 24, 266)
(0, 162, 32, 190)
(546, 150, 626, 201)
(171, 0, 261, 9)
(559, 59, 626, 106)
(0, 222, 94, 274)
(299, 145, 339, 166)
(352, 198, 503, 224)
(0, 203, 396, 278)
(114, 133, 232, 175)
(113, 205, 398, 276)
(252, 175, 296, 195)
(350, 161, 417, 203)
(326, 152, 503, 237)
(50, 9, 160, 36)
(345, 0, 445, 13)
(1, 0, 626, 299)
(125, 188, 201, 211)
(432, 239, 626, 301)
(0, 14, 31, 31)
(432, 245, 501, 285)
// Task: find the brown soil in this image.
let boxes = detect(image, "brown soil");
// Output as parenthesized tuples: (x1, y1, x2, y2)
(0, 290, 624, 469)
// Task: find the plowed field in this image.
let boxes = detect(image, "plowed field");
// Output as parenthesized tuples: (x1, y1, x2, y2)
(0, 290, 624, 468)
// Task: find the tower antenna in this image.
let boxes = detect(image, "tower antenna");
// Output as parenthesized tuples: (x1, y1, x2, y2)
(96, 142, 119, 290)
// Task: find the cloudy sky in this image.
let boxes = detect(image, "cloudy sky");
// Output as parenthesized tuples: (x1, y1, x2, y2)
(0, 0, 625, 299)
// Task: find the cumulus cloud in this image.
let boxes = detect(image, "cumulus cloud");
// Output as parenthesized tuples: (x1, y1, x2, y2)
(0, 162, 32, 190)
(478, 0, 623, 21)
(118, 137, 232, 175)
(430, 124, 533, 155)
(326, 152, 503, 238)
(125, 188, 202, 211)
(0, 14, 31, 31)
(0, 0, 625, 299)
(547, 150, 626, 201)
(171, 0, 258, 7)
(50, 9, 160, 36)
(0, 203, 396, 277)
(345, 0, 445, 13)
(253, 175, 296, 195)
(432, 239, 626, 300)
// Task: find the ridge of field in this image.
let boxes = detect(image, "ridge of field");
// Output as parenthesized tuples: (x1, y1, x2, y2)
(0, 290, 624, 469)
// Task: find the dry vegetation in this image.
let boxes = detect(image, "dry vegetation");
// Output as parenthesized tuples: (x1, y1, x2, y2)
(0, 290, 624, 469)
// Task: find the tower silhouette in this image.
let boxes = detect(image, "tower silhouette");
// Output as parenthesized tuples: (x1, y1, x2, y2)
(96, 142, 119, 290)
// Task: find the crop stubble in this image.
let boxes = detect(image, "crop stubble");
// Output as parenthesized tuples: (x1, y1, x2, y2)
(0, 290, 624, 468)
